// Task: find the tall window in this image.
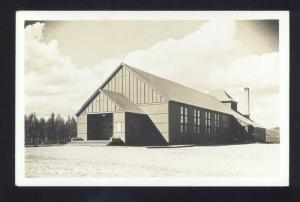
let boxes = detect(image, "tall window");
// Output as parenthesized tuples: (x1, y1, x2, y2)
(180, 107, 184, 133)
(208, 112, 211, 134)
(205, 111, 211, 135)
(193, 109, 201, 134)
(223, 115, 228, 135)
(213, 113, 216, 135)
(197, 110, 201, 134)
(215, 114, 220, 135)
(193, 110, 197, 134)
(223, 115, 228, 128)
(184, 107, 188, 133)
(205, 112, 207, 134)
(180, 106, 188, 134)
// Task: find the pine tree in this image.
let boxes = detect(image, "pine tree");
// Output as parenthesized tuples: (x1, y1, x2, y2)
(39, 117, 46, 144)
(25, 112, 77, 146)
(71, 117, 77, 139)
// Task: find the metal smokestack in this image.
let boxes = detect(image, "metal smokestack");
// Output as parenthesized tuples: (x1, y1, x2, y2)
(244, 87, 250, 118)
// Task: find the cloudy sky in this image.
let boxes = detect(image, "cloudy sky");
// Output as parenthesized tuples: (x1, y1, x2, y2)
(24, 20, 279, 128)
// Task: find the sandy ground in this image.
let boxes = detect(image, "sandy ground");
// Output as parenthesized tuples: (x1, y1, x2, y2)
(25, 143, 280, 178)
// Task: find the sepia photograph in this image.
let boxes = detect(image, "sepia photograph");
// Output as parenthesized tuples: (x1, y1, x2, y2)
(15, 11, 289, 186)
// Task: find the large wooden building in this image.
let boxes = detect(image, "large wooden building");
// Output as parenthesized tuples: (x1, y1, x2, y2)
(76, 63, 266, 145)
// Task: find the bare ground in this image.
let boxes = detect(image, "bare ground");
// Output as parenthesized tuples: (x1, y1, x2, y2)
(25, 143, 280, 178)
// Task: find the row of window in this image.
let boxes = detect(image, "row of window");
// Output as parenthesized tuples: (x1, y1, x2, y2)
(256, 128, 265, 136)
(179, 106, 229, 136)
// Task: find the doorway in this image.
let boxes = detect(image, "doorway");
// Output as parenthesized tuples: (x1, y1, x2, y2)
(87, 113, 113, 140)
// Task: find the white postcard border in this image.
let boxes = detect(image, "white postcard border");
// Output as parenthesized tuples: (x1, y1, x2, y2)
(15, 11, 289, 187)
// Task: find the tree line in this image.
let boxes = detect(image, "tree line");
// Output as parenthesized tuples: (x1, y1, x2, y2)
(25, 113, 77, 146)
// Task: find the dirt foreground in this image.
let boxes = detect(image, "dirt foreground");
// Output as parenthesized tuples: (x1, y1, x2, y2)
(25, 143, 280, 178)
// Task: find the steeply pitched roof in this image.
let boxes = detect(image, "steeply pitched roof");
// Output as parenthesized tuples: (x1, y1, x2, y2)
(76, 63, 263, 128)
(101, 90, 144, 114)
(124, 64, 262, 128)
(76, 64, 123, 116)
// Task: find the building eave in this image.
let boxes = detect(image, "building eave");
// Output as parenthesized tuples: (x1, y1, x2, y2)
(75, 64, 123, 116)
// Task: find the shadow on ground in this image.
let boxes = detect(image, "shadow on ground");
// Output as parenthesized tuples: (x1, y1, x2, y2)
(146, 142, 258, 149)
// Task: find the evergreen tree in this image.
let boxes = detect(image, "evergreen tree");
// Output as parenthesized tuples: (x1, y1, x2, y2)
(39, 117, 46, 144)
(24, 112, 77, 146)
(32, 113, 39, 146)
(70, 117, 77, 139)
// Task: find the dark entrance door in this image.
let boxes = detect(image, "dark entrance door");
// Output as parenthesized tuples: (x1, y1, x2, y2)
(87, 113, 113, 140)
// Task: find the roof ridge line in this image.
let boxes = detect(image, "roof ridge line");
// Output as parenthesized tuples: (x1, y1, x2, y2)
(124, 63, 219, 101)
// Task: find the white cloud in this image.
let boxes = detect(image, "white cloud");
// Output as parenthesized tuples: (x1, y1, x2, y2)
(24, 20, 279, 128)
(25, 23, 121, 116)
(122, 20, 279, 128)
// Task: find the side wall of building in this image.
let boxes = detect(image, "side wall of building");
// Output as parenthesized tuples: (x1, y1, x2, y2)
(231, 118, 253, 142)
(169, 101, 234, 144)
(137, 103, 169, 142)
(125, 112, 168, 145)
(254, 127, 267, 142)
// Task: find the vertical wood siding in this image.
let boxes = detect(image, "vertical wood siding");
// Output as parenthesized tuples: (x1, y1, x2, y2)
(125, 112, 168, 146)
(83, 92, 121, 114)
(102, 66, 166, 105)
(254, 127, 267, 142)
(77, 65, 169, 143)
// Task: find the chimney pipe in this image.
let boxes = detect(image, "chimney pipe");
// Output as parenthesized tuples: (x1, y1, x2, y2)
(244, 87, 250, 118)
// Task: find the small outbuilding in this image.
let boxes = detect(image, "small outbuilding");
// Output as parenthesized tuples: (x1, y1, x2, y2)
(76, 63, 266, 145)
